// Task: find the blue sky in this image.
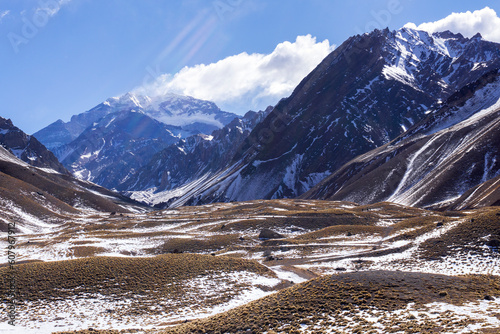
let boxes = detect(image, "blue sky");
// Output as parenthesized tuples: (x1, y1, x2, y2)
(1, 0, 500, 134)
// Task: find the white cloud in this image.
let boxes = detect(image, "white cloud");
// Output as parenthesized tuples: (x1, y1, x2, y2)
(0, 10, 10, 22)
(136, 35, 335, 113)
(405, 7, 500, 43)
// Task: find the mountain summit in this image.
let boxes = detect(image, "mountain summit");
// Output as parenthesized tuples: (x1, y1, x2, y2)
(34, 92, 237, 151)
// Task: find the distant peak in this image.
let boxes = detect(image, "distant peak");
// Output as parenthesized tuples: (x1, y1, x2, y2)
(472, 32, 483, 40)
(432, 30, 464, 40)
(120, 92, 144, 107)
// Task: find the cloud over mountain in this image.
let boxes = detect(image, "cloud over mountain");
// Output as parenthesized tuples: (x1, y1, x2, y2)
(135, 35, 335, 114)
(405, 7, 500, 43)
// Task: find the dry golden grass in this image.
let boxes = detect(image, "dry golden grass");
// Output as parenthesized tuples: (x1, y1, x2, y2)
(70, 246, 107, 257)
(8, 199, 500, 334)
(391, 215, 445, 231)
(0, 171, 75, 221)
(380, 216, 448, 243)
(357, 202, 428, 218)
(292, 225, 386, 241)
(225, 215, 374, 232)
(56, 331, 120, 334)
(420, 208, 500, 259)
(0, 160, 135, 213)
(156, 234, 243, 254)
(0, 254, 275, 302)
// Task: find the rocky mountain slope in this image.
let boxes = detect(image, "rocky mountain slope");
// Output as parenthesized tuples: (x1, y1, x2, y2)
(0, 144, 145, 233)
(0, 117, 68, 174)
(448, 174, 500, 210)
(119, 107, 272, 205)
(303, 69, 500, 209)
(54, 109, 183, 189)
(131, 28, 500, 207)
(34, 92, 237, 150)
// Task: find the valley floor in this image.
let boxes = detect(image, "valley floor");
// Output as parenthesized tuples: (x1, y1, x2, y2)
(1, 199, 499, 333)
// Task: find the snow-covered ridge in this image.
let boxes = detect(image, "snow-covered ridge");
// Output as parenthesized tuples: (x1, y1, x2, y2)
(104, 92, 231, 128)
(382, 28, 492, 91)
(34, 92, 238, 157)
(125, 27, 500, 208)
(33, 91, 240, 190)
(448, 79, 500, 132)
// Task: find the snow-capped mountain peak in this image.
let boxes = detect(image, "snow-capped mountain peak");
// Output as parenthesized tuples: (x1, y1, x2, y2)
(35, 92, 238, 151)
(109, 92, 146, 109)
(112, 91, 237, 129)
(33, 91, 239, 189)
(103, 92, 230, 126)
(378, 27, 500, 99)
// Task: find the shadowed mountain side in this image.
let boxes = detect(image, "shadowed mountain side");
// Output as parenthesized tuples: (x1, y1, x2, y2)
(0, 116, 68, 174)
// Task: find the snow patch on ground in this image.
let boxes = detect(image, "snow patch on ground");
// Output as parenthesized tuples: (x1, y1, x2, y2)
(269, 265, 309, 284)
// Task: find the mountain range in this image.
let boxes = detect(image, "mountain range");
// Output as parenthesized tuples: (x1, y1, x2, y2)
(118, 27, 500, 208)
(0, 117, 68, 174)
(117, 107, 273, 206)
(34, 93, 238, 189)
(0, 133, 145, 233)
